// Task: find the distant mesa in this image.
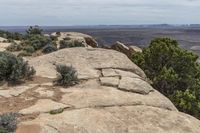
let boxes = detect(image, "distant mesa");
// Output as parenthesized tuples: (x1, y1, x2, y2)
(51, 32, 98, 48)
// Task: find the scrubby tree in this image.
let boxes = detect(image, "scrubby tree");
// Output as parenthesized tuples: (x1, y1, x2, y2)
(26, 26, 43, 35)
(132, 38, 200, 119)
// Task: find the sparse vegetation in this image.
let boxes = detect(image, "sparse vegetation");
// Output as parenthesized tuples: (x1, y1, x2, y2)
(59, 39, 84, 49)
(42, 44, 57, 54)
(0, 52, 35, 84)
(0, 113, 18, 133)
(2, 26, 58, 56)
(54, 64, 78, 87)
(6, 42, 23, 52)
(49, 108, 64, 115)
(0, 30, 23, 41)
(132, 38, 200, 119)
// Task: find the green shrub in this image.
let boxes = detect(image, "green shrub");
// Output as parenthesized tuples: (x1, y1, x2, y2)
(59, 40, 84, 49)
(132, 38, 200, 119)
(0, 113, 18, 133)
(17, 51, 32, 57)
(6, 43, 23, 52)
(24, 45, 35, 53)
(0, 30, 23, 40)
(50, 35, 58, 41)
(54, 65, 78, 87)
(0, 52, 35, 83)
(59, 40, 72, 49)
(49, 108, 64, 115)
(42, 44, 57, 54)
(56, 32, 61, 36)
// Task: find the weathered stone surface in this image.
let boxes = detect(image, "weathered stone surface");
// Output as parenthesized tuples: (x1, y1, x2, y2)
(35, 87, 54, 97)
(19, 99, 69, 115)
(17, 106, 200, 133)
(111, 42, 142, 58)
(101, 68, 119, 77)
(29, 48, 146, 79)
(51, 32, 98, 48)
(1, 46, 200, 132)
(41, 82, 53, 86)
(111, 41, 130, 56)
(129, 45, 142, 53)
(100, 77, 119, 87)
(61, 80, 176, 111)
(0, 84, 37, 98)
(115, 69, 141, 78)
(119, 77, 153, 94)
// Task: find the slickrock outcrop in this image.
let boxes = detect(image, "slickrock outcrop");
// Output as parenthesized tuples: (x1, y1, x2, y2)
(51, 32, 98, 48)
(0, 48, 199, 133)
(111, 41, 142, 58)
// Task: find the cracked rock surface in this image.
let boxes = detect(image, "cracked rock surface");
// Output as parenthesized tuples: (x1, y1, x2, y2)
(0, 48, 199, 133)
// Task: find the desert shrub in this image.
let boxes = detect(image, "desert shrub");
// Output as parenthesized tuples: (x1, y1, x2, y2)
(54, 65, 78, 87)
(27, 35, 51, 50)
(59, 40, 84, 49)
(42, 44, 57, 54)
(0, 113, 18, 133)
(56, 32, 61, 36)
(17, 51, 32, 57)
(0, 30, 23, 40)
(0, 52, 35, 83)
(6, 43, 23, 52)
(59, 40, 72, 49)
(24, 45, 35, 53)
(50, 35, 58, 41)
(132, 38, 200, 119)
(49, 108, 64, 115)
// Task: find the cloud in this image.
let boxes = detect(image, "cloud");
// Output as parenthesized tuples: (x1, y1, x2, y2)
(0, 0, 200, 25)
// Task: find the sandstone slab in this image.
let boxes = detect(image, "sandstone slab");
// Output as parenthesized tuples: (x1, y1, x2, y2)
(19, 99, 69, 115)
(29, 48, 146, 79)
(101, 68, 119, 77)
(100, 77, 119, 87)
(61, 80, 176, 111)
(0, 84, 38, 98)
(17, 106, 200, 133)
(115, 69, 141, 78)
(119, 77, 153, 94)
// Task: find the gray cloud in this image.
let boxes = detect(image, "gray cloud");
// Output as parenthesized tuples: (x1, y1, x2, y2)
(0, 0, 200, 25)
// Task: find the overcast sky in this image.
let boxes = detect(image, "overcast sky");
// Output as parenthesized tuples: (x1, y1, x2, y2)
(0, 0, 200, 26)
